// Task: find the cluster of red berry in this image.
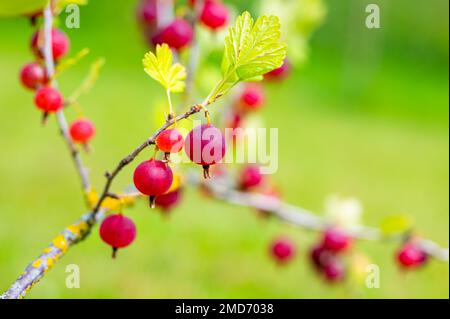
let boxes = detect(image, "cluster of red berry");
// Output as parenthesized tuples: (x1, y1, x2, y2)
(309, 228, 352, 282)
(270, 229, 428, 283)
(19, 22, 95, 148)
(70, 1, 434, 275)
(137, 0, 229, 51)
(97, 0, 235, 258)
(234, 153, 429, 281)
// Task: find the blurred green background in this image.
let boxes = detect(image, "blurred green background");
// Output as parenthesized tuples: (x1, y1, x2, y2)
(0, 0, 448, 298)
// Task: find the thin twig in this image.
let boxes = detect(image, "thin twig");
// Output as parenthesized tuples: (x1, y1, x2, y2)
(0, 210, 104, 299)
(42, 3, 90, 192)
(187, 172, 449, 262)
(89, 104, 203, 222)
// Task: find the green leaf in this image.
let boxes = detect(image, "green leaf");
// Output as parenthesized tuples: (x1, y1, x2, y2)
(143, 44, 187, 93)
(0, 0, 46, 17)
(380, 215, 413, 236)
(222, 11, 287, 82)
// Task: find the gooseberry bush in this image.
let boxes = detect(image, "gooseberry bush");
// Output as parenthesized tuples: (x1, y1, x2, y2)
(0, 0, 448, 299)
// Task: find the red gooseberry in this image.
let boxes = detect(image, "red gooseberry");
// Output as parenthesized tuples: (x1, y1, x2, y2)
(239, 83, 265, 111)
(34, 87, 64, 123)
(321, 228, 352, 253)
(200, 0, 229, 30)
(184, 124, 226, 178)
(133, 159, 173, 207)
(396, 242, 428, 269)
(155, 189, 182, 212)
(20, 62, 47, 90)
(31, 28, 70, 60)
(239, 165, 264, 190)
(99, 214, 137, 258)
(137, 0, 157, 25)
(270, 237, 295, 264)
(152, 19, 193, 50)
(323, 259, 345, 282)
(156, 128, 184, 154)
(69, 119, 96, 146)
(265, 59, 291, 81)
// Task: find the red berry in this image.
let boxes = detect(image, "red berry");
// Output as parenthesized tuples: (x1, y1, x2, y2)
(200, 0, 229, 30)
(133, 159, 173, 206)
(322, 228, 352, 253)
(69, 119, 95, 144)
(20, 62, 47, 90)
(397, 243, 427, 268)
(310, 244, 327, 269)
(137, 0, 157, 25)
(265, 59, 291, 81)
(152, 19, 193, 50)
(270, 237, 295, 264)
(239, 84, 265, 111)
(156, 128, 184, 153)
(155, 189, 182, 212)
(31, 28, 70, 60)
(34, 87, 63, 113)
(323, 259, 345, 282)
(239, 165, 264, 190)
(99, 214, 136, 258)
(184, 124, 226, 178)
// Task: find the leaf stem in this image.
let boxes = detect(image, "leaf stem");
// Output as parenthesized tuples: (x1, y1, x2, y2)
(166, 89, 174, 116)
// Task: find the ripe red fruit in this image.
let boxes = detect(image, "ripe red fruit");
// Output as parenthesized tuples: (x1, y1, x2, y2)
(184, 124, 226, 178)
(99, 214, 137, 258)
(137, 0, 157, 25)
(19, 62, 47, 90)
(156, 128, 184, 154)
(155, 189, 182, 212)
(133, 159, 173, 207)
(31, 28, 70, 60)
(239, 84, 265, 111)
(239, 165, 264, 190)
(69, 119, 95, 144)
(200, 0, 229, 30)
(397, 243, 428, 268)
(270, 237, 295, 264)
(322, 228, 352, 253)
(310, 244, 327, 269)
(265, 59, 291, 81)
(34, 87, 63, 117)
(323, 259, 345, 282)
(152, 19, 193, 50)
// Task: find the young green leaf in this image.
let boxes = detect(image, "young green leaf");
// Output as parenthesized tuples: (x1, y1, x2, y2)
(223, 11, 287, 81)
(206, 11, 287, 104)
(143, 44, 187, 93)
(380, 215, 413, 236)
